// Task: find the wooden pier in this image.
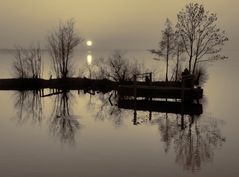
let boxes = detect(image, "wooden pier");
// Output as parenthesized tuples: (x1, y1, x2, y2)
(118, 99, 202, 115)
(118, 73, 203, 101)
(118, 85, 203, 100)
(0, 73, 203, 101)
(0, 78, 116, 93)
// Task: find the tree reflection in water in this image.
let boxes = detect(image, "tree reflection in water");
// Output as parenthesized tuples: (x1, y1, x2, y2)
(49, 90, 80, 145)
(13, 89, 226, 171)
(157, 113, 180, 153)
(14, 90, 43, 124)
(87, 91, 127, 127)
(156, 114, 225, 172)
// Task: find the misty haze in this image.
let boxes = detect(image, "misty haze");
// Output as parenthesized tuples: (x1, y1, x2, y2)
(0, 1, 238, 177)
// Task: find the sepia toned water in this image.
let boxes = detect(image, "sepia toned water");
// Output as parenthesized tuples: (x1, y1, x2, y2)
(0, 49, 239, 177)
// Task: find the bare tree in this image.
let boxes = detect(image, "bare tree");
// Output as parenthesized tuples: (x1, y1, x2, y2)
(48, 19, 83, 78)
(13, 44, 43, 79)
(94, 51, 146, 82)
(106, 51, 131, 82)
(176, 3, 228, 75)
(174, 32, 185, 81)
(13, 47, 27, 78)
(150, 19, 175, 82)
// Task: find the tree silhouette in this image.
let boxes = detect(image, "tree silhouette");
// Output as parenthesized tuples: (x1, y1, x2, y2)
(13, 44, 43, 79)
(150, 19, 175, 82)
(173, 32, 185, 81)
(94, 51, 146, 82)
(48, 19, 83, 78)
(176, 3, 228, 74)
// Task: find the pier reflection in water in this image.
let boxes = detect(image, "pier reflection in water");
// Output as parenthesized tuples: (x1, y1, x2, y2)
(12, 88, 225, 172)
(116, 92, 225, 172)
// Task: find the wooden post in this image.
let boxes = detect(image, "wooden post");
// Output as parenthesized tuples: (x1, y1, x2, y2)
(181, 75, 185, 130)
(133, 75, 137, 101)
(133, 74, 137, 125)
(149, 72, 152, 85)
(149, 72, 152, 121)
(181, 76, 185, 102)
(181, 114, 184, 130)
(41, 89, 44, 97)
(149, 111, 152, 121)
(133, 109, 137, 125)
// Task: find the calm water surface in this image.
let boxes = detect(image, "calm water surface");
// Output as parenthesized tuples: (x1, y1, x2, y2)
(0, 50, 239, 177)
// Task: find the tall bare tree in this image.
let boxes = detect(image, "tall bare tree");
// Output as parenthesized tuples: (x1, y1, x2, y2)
(174, 32, 185, 81)
(13, 44, 43, 79)
(150, 19, 175, 82)
(48, 19, 83, 78)
(176, 3, 228, 75)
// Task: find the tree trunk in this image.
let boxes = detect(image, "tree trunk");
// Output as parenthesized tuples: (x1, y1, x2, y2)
(175, 49, 179, 81)
(192, 57, 198, 76)
(166, 58, 168, 82)
(166, 39, 169, 82)
(189, 39, 194, 73)
(189, 58, 192, 73)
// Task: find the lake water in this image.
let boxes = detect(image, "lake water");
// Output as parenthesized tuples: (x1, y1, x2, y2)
(0, 49, 239, 177)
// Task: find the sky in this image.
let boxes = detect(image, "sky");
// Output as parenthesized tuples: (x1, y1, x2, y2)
(0, 0, 238, 50)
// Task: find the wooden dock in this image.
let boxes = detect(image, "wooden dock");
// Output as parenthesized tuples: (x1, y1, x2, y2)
(0, 78, 116, 93)
(118, 99, 202, 115)
(118, 85, 203, 100)
(0, 76, 203, 101)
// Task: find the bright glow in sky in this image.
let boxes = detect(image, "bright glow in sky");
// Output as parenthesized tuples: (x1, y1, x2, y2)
(86, 40, 93, 47)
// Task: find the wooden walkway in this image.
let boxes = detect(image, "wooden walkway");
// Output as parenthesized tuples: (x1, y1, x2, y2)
(118, 85, 203, 100)
(118, 99, 202, 115)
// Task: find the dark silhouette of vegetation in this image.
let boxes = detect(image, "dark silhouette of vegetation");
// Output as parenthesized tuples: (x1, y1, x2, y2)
(150, 3, 228, 84)
(150, 19, 175, 82)
(176, 3, 228, 74)
(173, 32, 185, 81)
(13, 44, 43, 78)
(91, 51, 147, 82)
(48, 19, 83, 79)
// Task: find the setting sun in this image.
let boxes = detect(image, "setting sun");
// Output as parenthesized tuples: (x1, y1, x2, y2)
(86, 40, 93, 46)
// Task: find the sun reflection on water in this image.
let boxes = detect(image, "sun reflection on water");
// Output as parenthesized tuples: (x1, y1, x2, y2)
(87, 54, 92, 65)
